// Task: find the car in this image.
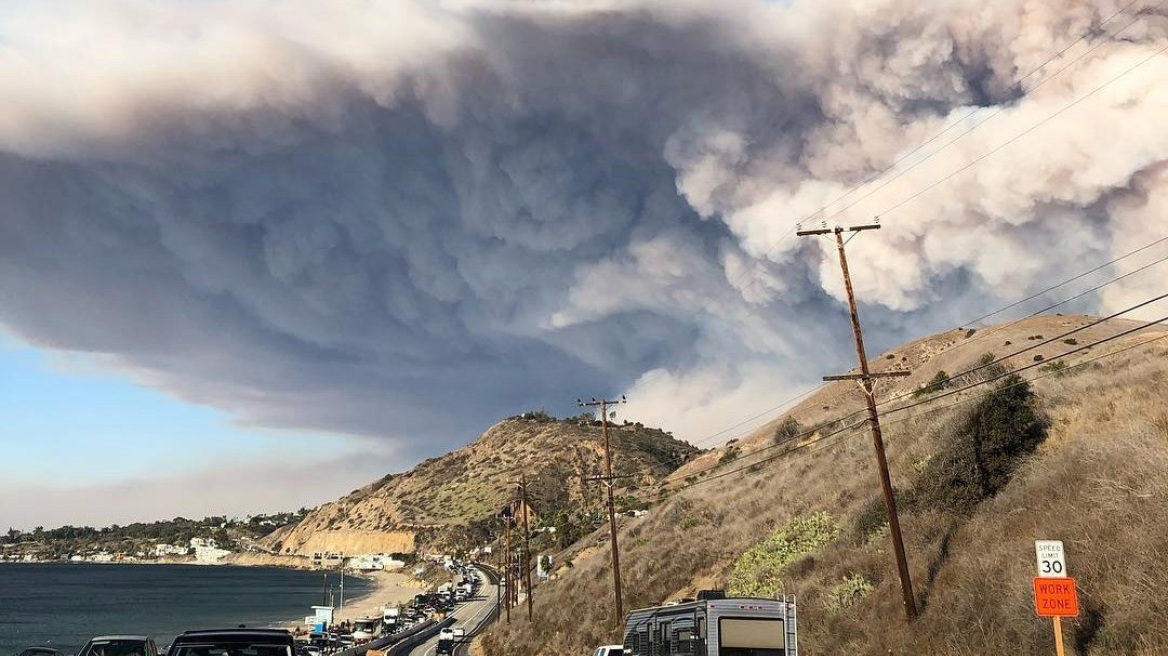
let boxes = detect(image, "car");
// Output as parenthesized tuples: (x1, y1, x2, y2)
(79, 636, 160, 656)
(591, 645, 623, 656)
(17, 648, 65, 656)
(165, 629, 297, 656)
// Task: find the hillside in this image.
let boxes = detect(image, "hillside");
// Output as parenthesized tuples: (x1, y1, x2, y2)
(263, 418, 700, 555)
(478, 314, 1168, 656)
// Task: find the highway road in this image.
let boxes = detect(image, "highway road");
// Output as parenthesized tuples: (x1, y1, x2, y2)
(403, 567, 499, 656)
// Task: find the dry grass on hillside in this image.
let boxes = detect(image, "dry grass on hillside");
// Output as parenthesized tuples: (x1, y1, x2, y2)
(480, 323, 1168, 656)
(268, 418, 699, 554)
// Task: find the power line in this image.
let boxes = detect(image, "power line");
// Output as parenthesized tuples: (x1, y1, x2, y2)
(882, 309, 1168, 416)
(719, 0, 1158, 300)
(960, 235, 1168, 328)
(875, 290, 1168, 412)
(818, 0, 1164, 227)
(629, 12, 1168, 465)
(669, 316, 1168, 494)
(664, 293, 1168, 487)
(611, 234, 1168, 484)
(871, 41, 1168, 220)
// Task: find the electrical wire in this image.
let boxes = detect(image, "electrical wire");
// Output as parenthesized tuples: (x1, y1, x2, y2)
(668, 317, 1168, 493)
(661, 297, 1168, 487)
(600, 240, 1168, 479)
(720, 0, 1159, 299)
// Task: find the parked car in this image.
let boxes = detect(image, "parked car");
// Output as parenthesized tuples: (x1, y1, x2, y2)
(79, 636, 160, 656)
(165, 629, 297, 656)
(592, 645, 623, 656)
(17, 647, 65, 656)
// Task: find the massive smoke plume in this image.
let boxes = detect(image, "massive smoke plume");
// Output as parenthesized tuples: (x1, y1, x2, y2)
(1, 0, 1165, 458)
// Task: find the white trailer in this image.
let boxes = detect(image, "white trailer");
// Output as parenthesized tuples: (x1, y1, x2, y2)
(622, 593, 797, 656)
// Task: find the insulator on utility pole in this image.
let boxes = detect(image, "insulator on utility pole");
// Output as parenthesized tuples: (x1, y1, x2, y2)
(797, 223, 918, 620)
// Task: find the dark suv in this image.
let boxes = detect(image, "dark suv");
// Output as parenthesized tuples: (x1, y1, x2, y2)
(165, 630, 297, 656)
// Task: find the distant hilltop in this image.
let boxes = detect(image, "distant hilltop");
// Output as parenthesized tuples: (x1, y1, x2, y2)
(262, 415, 701, 556)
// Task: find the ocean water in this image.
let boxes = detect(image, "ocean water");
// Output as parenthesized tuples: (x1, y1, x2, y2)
(0, 563, 370, 656)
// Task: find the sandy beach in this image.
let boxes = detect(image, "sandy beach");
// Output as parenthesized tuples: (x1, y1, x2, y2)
(289, 569, 428, 632)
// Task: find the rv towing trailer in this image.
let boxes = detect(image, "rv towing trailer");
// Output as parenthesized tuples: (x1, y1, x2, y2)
(622, 592, 797, 656)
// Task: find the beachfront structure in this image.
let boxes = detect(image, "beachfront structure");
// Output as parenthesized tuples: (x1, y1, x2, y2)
(154, 543, 189, 557)
(349, 553, 406, 571)
(193, 544, 232, 563)
(312, 551, 345, 568)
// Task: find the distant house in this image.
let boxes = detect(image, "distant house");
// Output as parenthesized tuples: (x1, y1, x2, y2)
(311, 551, 344, 568)
(193, 544, 231, 563)
(154, 543, 189, 557)
(349, 554, 406, 571)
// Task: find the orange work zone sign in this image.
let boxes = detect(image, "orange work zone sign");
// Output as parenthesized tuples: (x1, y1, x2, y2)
(1033, 577, 1079, 617)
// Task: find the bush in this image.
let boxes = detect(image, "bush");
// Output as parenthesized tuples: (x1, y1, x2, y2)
(719, 446, 741, 465)
(913, 370, 951, 398)
(1039, 360, 1069, 376)
(908, 374, 1048, 513)
(727, 512, 840, 597)
(773, 417, 802, 445)
(957, 352, 1008, 386)
(851, 495, 889, 543)
(826, 574, 875, 611)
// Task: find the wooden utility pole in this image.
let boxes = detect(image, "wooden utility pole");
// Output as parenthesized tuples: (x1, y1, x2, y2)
(579, 395, 627, 625)
(797, 223, 918, 620)
(502, 503, 513, 624)
(509, 475, 535, 622)
(521, 475, 535, 622)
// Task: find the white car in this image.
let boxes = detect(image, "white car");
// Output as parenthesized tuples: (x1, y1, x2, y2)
(592, 646, 623, 656)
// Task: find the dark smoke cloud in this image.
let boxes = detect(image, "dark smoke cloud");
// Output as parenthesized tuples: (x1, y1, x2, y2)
(0, 0, 1165, 463)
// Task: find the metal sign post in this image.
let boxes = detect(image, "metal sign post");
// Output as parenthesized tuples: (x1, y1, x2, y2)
(1034, 540, 1077, 656)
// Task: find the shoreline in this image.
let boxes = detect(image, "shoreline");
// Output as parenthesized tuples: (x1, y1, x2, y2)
(2, 560, 429, 633)
(284, 569, 426, 633)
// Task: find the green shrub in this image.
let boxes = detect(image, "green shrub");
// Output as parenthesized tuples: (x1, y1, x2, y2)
(719, 446, 741, 465)
(727, 512, 840, 597)
(908, 374, 1048, 514)
(773, 417, 802, 445)
(913, 370, 951, 398)
(851, 495, 888, 542)
(826, 574, 875, 611)
(1039, 360, 1069, 376)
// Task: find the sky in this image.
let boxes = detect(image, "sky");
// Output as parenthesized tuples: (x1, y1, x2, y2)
(1, 0, 1166, 530)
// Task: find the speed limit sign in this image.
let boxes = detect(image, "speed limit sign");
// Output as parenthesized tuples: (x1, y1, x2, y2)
(1036, 540, 1067, 577)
